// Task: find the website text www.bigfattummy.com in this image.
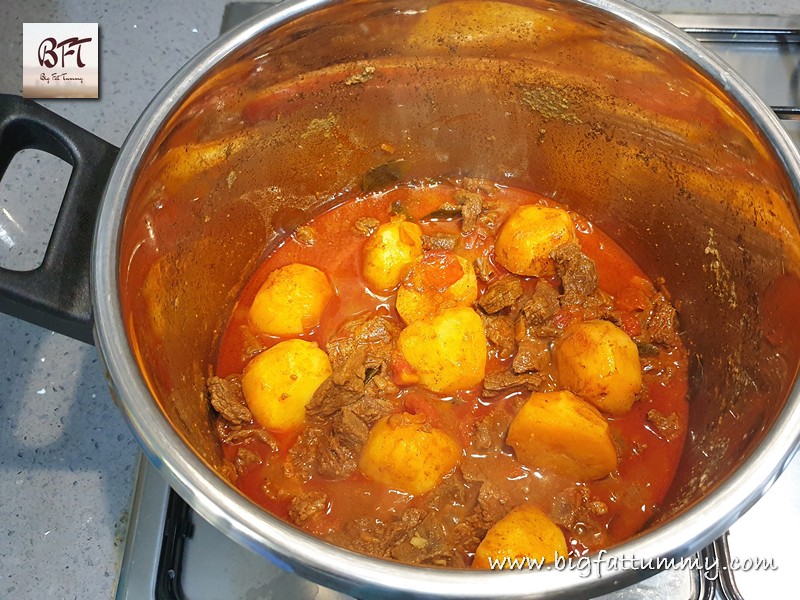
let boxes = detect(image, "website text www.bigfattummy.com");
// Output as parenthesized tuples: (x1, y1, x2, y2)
(486, 551, 778, 580)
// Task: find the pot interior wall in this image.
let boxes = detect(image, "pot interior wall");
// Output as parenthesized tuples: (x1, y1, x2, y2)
(119, 0, 800, 539)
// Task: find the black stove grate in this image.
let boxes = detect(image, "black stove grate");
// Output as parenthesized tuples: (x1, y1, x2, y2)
(685, 24, 800, 121)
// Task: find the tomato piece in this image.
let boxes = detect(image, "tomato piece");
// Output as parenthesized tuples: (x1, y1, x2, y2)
(390, 350, 419, 386)
(550, 307, 582, 331)
(619, 312, 642, 337)
(615, 276, 655, 312)
(414, 251, 464, 290)
(403, 393, 443, 428)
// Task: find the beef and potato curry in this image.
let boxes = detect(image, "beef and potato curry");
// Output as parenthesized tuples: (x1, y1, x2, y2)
(208, 178, 688, 568)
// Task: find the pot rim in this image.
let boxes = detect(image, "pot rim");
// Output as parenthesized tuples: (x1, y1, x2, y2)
(91, 0, 800, 597)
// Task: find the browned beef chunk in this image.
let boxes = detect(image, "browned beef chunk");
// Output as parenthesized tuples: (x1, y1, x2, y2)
(481, 313, 516, 359)
(306, 378, 361, 420)
(333, 472, 482, 566)
(451, 482, 511, 555)
(365, 371, 398, 395)
(453, 190, 483, 233)
(422, 233, 458, 251)
(234, 447, 262, 475)
(636, 341, 660, 357)
(646, 409, 681, 442)
(460, 177, 494, 195)
(578, 289, 617, 322)
(473, 256, 494, 283)
(382, 509, 427, 551)
(512, 337, 550, 373)
(471, 407, 514, 452)
(313, 389, 393, 480)
(332, 350, 370, 393)
(426, 472, 470, 509)
(352, 216, 380, 237)
(471, 424, 493, 454)
(306, 318, 399, 481)
(483, 371, 542, 396)
(333, 509, 425, 558)
(478, 276, 524, 314)
(288, 491, 329, 525)
(347, 393, 394, 426)
(328, 472, 484, 567)
(220, 426, 279, 451)
(646, 294, 679, 348)
(313, 390, 392, 481)
(207, 375, 251, 425)
(334, 474, 482, 566)
(288, 317, 397, 486)
(213, 417, 227, 441)
(285, 426, 323, 481)
(316, 435, 358, 480)
(476, 482, 511, 522)
(333, 408, 370, 447)
(219, 460, 237, 484)
(551, 242, 598, 302)
(390, 511, 450, 565)
(326, 315, 399, 392)
(521, 282, 560, 325)
(551, 486, 608, 546)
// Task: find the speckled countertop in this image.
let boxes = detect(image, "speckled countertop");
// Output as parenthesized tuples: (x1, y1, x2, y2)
(0, 1, 798, 598)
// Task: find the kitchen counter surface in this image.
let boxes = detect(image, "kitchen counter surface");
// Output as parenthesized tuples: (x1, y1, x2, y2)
(0, 1, 798, 598)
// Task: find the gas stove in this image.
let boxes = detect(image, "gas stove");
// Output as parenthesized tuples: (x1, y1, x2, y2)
(115, 6, 800, 599)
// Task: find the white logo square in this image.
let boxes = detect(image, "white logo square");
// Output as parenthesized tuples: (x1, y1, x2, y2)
(23, 23, 99, 99)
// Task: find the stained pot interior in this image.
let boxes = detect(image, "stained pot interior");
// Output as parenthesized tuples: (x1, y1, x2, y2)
(119, 0, 800, 548)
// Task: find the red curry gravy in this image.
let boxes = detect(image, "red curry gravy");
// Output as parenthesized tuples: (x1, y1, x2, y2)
(213, 179, 688, 565)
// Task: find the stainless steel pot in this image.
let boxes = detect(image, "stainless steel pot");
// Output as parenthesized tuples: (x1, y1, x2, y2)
(3, 0, 800, 598)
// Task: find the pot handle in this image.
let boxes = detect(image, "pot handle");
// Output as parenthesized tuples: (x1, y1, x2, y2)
(0, 94, 119, 345)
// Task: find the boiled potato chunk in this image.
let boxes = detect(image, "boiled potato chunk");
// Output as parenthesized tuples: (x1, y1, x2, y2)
(494, 205, 577, 276)
(472, 505, 567, 569)
(507, 391, 618, 481)
(396, 306, 487, 394)
(554, 319, 642, 415)
(241, 339, 332, 432)
(359, 412, 460, 495)
(363, 219, 423, 291)
(396, 252, 478, 324)
(249, 263, 335, 336)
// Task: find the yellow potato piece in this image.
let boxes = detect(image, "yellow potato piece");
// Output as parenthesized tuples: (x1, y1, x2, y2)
(364, 220, 422, 291)
(408, 1, 579, 53)
(359, 412, 461, 495)
(507, 390, 618, 481)
(249, 263, 335, 336)
(554, 319, 642, 415)
(362, 219, 424, 291)
(241, 339, 332, 432)
(396, 252, 478, 324)
(472, 505, 567, 569)
(494, 204, 577, 276)
(396, 306, 487, 394)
